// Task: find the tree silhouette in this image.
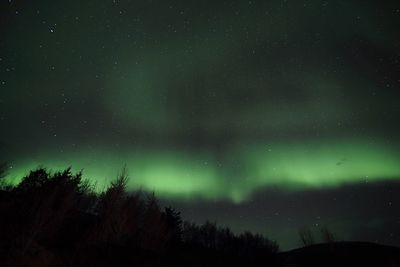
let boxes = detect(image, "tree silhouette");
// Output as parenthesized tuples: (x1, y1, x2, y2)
(164, 206, 183, 245)
(0, 166, 279, 266)
(299, 226, 315, 247)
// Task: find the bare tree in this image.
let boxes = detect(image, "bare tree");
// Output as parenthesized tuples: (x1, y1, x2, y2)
(298, 226, 314, 247)
(320, 226, 335, 243)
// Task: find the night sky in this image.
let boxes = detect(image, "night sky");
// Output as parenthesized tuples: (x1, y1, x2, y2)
(1, 0, 400, 249)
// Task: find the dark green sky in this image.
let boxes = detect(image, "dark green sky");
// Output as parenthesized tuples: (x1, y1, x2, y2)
(1, 0, 400, 249)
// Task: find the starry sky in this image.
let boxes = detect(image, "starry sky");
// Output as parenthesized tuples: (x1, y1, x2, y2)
(1, 0, 400, 249)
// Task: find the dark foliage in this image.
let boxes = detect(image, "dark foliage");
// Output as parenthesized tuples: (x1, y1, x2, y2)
(2, 167, 398, 266)
(0, 167, 278, 267)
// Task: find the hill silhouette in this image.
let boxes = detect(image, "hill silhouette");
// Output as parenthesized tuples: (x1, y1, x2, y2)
(279, 241, 400, 267)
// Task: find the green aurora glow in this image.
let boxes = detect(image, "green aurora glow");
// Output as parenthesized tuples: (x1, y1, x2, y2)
(2, 0, 400, 249)
(8, 138, 400, 203)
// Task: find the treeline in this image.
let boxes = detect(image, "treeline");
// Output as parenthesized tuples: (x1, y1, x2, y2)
(0, 168, 278, 266)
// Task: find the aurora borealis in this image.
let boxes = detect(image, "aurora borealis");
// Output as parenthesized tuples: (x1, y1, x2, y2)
(8, 138, 400, 203)
(1, 0, 400, 249)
